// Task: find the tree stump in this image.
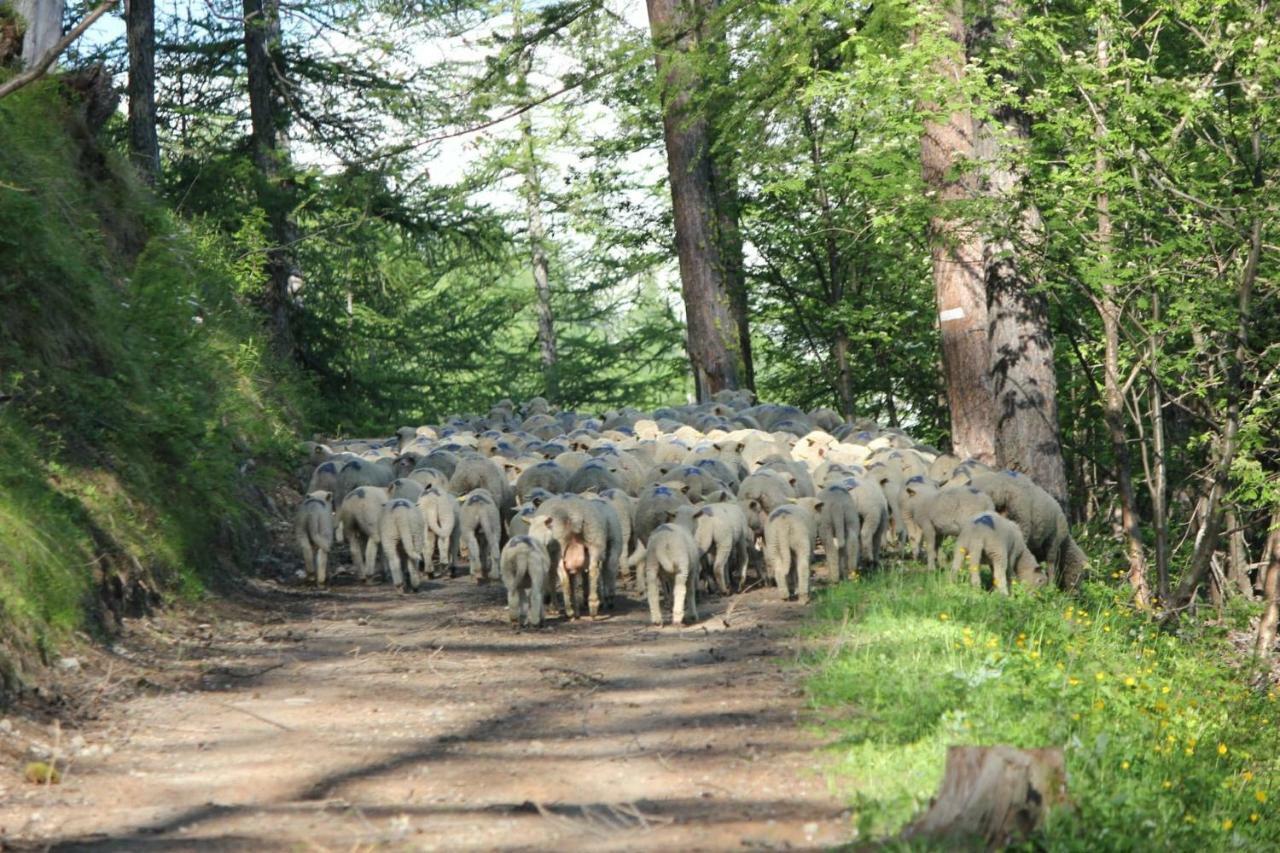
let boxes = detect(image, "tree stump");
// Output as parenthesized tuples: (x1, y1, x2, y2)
(902, 745, 1070, 849)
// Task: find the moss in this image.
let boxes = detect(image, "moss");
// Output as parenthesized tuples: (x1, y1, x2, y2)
(0, 84, 307, 691)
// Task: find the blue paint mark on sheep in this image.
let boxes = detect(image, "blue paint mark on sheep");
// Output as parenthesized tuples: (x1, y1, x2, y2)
(975, 513, 996, 529)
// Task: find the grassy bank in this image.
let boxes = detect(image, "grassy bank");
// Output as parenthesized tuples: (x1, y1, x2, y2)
(0, 85, 305, 688)
(806, 570, 1280, 849)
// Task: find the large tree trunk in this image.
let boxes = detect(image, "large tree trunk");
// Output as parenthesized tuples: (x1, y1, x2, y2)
(512, 2, 558, 400)
(14, 0, 62, 66)
(919, 0, 995, 463)
(126, 0, 161, 185)
(709, 155, 753, 392)
(972, 3, 1068, 509)
(646, 0, 743, 398)
(243, 0, 300, 361)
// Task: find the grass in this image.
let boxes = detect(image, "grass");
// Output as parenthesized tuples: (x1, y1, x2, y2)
(0, 84, 307, 686)
(805, 567, 1280, 850)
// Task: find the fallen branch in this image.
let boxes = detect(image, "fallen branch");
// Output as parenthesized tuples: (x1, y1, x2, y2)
(0, 1, 117, 102)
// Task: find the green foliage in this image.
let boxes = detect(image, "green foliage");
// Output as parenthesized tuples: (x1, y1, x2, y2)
(808, 571, 1280, 847)
(0, 87, 304, 670)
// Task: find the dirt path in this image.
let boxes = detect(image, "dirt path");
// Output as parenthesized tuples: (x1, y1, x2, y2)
(0, 572, 853, 851)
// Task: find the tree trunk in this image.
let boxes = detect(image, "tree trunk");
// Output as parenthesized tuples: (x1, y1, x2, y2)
(1093, 21, 1152, 611)
(902, 745, 1070, 849)
(919, 0, 995, 463)
(1150, 291, 1170, 601)
(243, 0, 300, 361)
(1256, 510, 1280, 656)
(802, 105, 852, 418)
(126, 0, 161, 185)
(1225, 509, 1252, 598)
(14, 0, 62, 66)
(513, 3, 557, 400)
(972, 4, 1068, 509)
(1171, 214, 1259, 611)
(709, 155, 753, 392)
(646, 0, 743, 398)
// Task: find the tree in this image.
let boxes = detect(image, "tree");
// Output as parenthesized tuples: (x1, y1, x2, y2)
(512, 1, 558, 400)
(919, 0, 995, 463)
(645, 0, 744, 398)
(242, 0, 300, 360)
(126, 0, 161, 184)
(972, 2, 1068, 508)
(13, 0, 61, 66)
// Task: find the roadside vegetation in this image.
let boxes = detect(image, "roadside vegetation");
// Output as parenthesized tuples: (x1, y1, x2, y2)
(807, 569, 1280, 848)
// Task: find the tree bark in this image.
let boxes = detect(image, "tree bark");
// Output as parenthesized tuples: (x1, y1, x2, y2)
(512, 2, 557, 400)
(1150, 291, 1171, 601)
(972, 3, 1068, 509)
(126, 0, 161, 185)
(243, 0, 300, 361)
(13, 0, 62, 67)
(646, 0, 743, 398)
(1092, 21, 1151, 611)
(1256, 509, 1280, 656)
(919, 0, 995, 463)
(709, 154, 753, 391)
(902, 745, 1069, 848)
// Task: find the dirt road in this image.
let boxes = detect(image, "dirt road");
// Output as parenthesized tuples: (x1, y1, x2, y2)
(0, 572, 853, 851)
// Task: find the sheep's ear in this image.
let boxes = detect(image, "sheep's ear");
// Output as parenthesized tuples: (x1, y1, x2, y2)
(787, 475, 797, 486)
(814, 501, 824, 512)
(542, 516, 553, 528)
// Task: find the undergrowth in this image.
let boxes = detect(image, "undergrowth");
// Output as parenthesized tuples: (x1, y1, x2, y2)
(807, 570, 1280, 850)
(0, 85, 306, 688)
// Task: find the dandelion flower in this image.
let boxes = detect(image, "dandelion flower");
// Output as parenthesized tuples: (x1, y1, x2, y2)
(1124, 676, 1136, 687)
(1256, 791, 1267, 804)
(1096, 672, 1106, 681)
(1162, 780, 1173, 790)
(1218, 743, 1228, 756)
(1222, 819, 1233, 831)
(1121, 761, 1130, 770)
(1250, 813, 1260, 823)
(939, 613, 949, 621)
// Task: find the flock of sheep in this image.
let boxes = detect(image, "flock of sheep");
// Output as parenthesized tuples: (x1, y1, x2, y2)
(294, 393, 1087, 627)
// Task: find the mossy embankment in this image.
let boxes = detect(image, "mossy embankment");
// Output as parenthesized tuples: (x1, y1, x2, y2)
(0, 84, 308, 696)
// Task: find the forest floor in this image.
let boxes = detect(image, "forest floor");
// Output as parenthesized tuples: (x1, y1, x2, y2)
(0, 560, 855, 851)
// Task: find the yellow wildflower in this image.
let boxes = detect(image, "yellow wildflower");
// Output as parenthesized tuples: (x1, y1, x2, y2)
(1222, 819, 1233, 832)
(1121, 761, 1130, 770)
(1124, 676, 1137, 687)
(1162, 780, 1173, 790)
(939, 613, 949, 621)
(1218, 743, 1228, 756)
(1250, 813, 1260, 823)
(1255, 791, 1267, 804)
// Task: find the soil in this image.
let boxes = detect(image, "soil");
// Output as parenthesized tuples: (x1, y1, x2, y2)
(0, 566, 854, 851)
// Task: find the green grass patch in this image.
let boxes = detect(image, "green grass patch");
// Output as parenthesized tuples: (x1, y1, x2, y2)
(0, 84, 308, 682)
(807, 569, 1280, 849)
